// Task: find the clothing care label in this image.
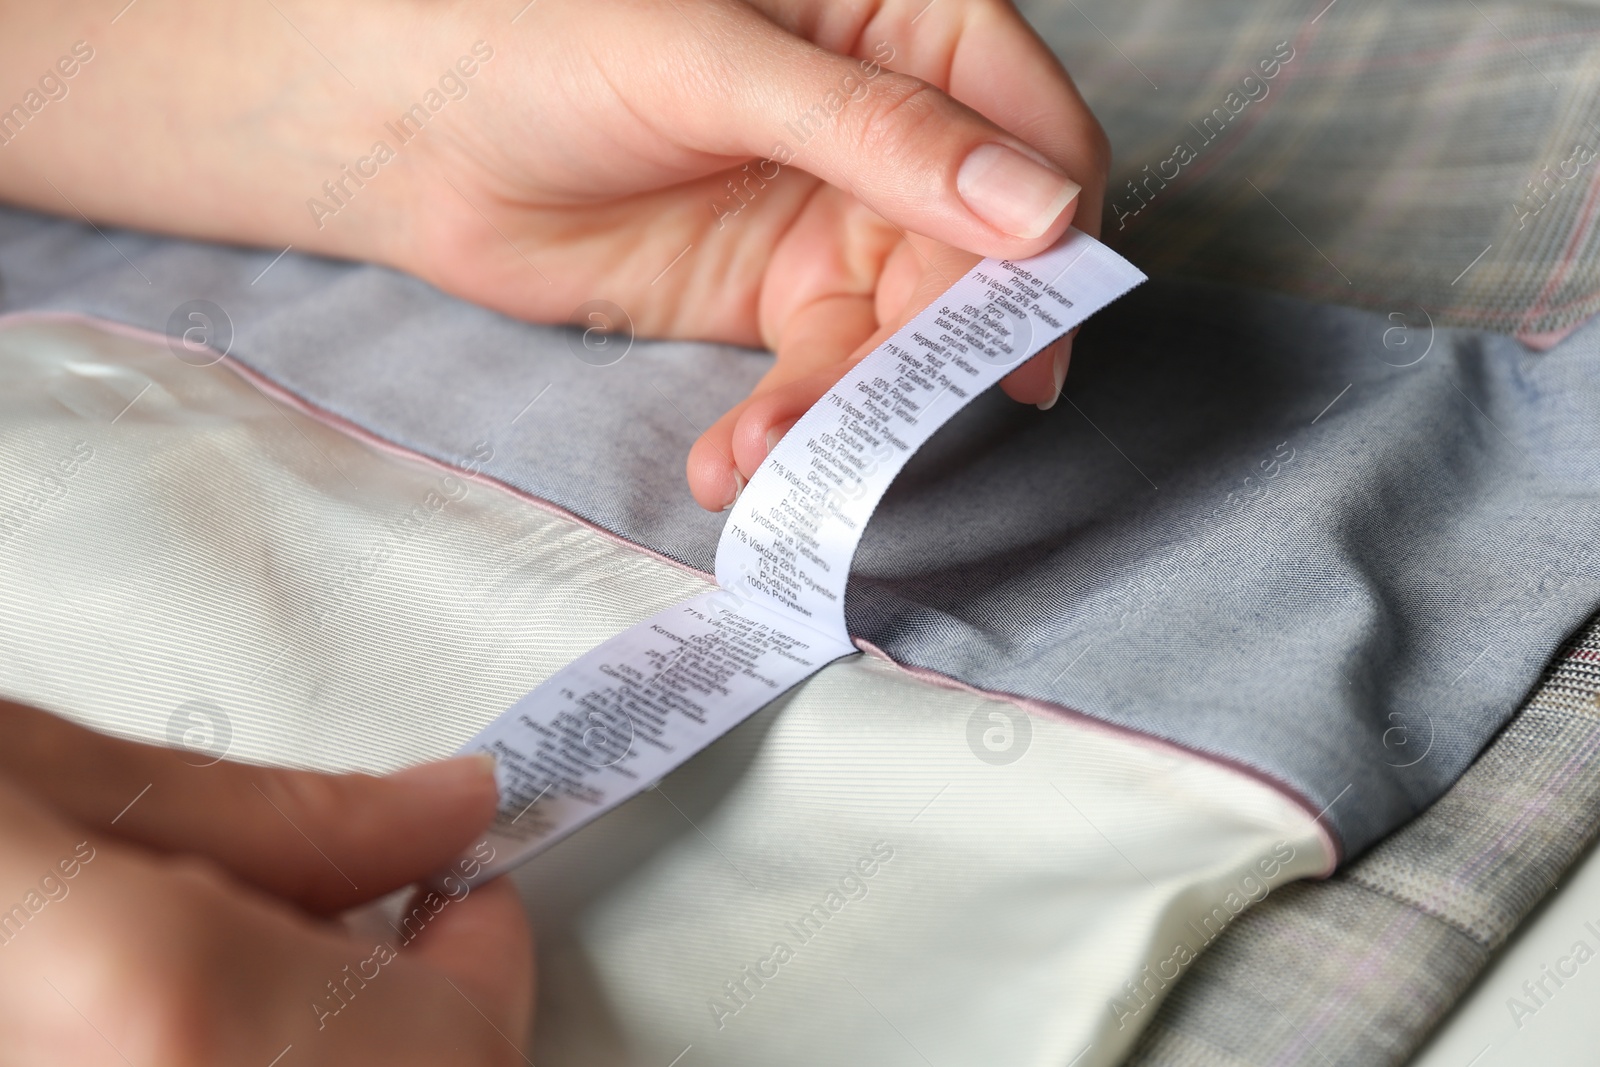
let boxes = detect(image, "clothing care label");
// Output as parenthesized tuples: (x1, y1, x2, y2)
(447, 230, 1145, 885)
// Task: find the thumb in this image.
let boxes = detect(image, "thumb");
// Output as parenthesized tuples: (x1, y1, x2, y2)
(0, 698, 499, 915)
(673, 23, 1082, 258)
(396, 877, 535, 1039)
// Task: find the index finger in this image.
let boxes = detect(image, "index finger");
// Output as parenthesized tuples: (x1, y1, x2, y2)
(750, 0, 1111, 234)
(943, 0, 1112, 235)
(0, 699, 499, 915)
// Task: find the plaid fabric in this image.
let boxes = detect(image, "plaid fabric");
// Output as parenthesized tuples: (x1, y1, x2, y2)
(1124, 613, 1600, 1066)
(1020, 0, 1600, 346)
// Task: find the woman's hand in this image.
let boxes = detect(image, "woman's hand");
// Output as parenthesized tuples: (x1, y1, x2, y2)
(0, 699, 533, 1066)
(393, 0, 1109, 510)
(0, 0, 1108, 509)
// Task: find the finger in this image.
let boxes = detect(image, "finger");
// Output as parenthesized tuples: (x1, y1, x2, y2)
(666, 7, 1081, 258)
(735, 292, 885, 476)
(685, 242, 934, 510)
(395, 878, 534, 1042)
(743, 288, 881, 453)
(253, 875, 534, 1066)
(732, 245, 981, 466)
(688, 189, 895, 511)
(924, 0, 1112, 237)
(1000, 328, 1075, 409)
(734, 248, 1088, 462)
(0, 778, 109, 1065)
(0, 699, 499, 915)
(738, 0, 1109, 238)
(734, 363, 861, 467)
(3, 809, 535, 1067)
(684, 291, 886, 511)
(687, 401, 750, 512)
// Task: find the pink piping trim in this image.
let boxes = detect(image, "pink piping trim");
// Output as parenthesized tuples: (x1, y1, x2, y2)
(854, 638, 1340, 876)
(223, 348, 718, 586)
(0, 310, 715, 585)
(1515, 321, 1586, 352)
(1516, 144, 1600, 338)
(1, 308, 1342, 875)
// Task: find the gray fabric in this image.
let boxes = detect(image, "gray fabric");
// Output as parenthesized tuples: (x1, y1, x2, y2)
(0, 317, 1328, 1067)
(3, 0, 1600, 860)
(4, 206, 1596, 862)
(1125, 613, 1600, 1066)
(1022, 0, 1600, 345)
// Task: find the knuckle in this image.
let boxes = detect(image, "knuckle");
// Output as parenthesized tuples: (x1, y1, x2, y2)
(161, 852, 240, 903)
(847, 74, 942, 157)
(134, 995, 227, 1067)
(256, 767, 359, 836)
(121, 864, 233, 1066)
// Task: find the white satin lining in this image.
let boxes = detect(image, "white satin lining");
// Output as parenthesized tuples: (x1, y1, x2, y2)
(0, 316, 1332, 1067)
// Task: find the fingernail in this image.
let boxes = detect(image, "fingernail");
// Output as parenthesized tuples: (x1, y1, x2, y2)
(387, 754, 497, 795)
(720, 470, 746, 512)
(765, 418, 799, 457)
(1038, 338, 1072, 411)
(958, 144, 1080, 240)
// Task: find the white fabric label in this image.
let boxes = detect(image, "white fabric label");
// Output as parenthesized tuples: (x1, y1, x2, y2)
(717, 231, 1147, 643)
(447, 230, 1145, 884)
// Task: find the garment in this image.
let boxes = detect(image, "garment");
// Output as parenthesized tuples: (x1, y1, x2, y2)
(2, 204, 1597, 858)
(1020, 0, 1600, 346)
(0, 1, 1597, 1061)
(1126, 616, 1600, 1066)
(0, 316, 1328, 1067)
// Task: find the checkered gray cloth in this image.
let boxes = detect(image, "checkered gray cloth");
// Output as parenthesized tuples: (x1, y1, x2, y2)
(1022, 0, 1600, 346)
(1024, 3, 1600, 1058)
(1124, 614, 1600, 1065)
